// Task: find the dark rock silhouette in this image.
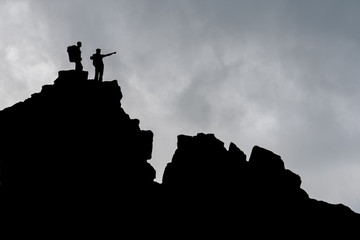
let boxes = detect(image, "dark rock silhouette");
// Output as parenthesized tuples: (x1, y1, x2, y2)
(0, 70, 158, 233)
(0, 70, 358, 235)
(163, 133, 359, 235)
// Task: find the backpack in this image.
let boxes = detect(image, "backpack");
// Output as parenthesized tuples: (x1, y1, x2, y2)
(67, 45, 81, 62)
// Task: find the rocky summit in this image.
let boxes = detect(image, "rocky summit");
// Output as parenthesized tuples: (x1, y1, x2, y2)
(0, 71, 157, 223)
(0, 70, 358, 235)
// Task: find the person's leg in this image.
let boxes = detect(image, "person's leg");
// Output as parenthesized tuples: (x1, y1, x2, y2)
(95, 67, 99, 81)
(99, 65, 104, 82)
(75, 61, 83, 71)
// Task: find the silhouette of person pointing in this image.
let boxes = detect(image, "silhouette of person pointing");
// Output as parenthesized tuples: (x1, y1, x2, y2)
(90, 49, 116, 82)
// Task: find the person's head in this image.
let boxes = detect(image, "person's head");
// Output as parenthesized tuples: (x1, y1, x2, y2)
(77, 41, 82, 47)
(96, 48, 101, 54)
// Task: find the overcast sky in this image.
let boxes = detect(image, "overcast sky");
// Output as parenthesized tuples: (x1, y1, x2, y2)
(1, 0, 359, 212)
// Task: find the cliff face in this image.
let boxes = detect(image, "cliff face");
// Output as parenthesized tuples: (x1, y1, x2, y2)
(0, 70, 358, 234)
(162, 133, 359, 233)
(163, 133, 306, 202)
(0, 70, 156, 213)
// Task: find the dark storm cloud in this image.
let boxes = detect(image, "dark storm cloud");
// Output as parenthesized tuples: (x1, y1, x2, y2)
(2, 0, 360, 211)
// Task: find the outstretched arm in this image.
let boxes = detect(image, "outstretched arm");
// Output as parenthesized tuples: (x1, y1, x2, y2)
(103, 52, 116, 57)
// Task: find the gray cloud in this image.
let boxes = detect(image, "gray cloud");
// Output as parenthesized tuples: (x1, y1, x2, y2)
(1, 0, 360, 212)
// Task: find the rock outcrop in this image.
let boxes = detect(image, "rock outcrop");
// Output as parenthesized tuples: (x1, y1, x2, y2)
(0, 70, 358, 235)
(0, 70, 158, 226)
(162, 133, 359, 236)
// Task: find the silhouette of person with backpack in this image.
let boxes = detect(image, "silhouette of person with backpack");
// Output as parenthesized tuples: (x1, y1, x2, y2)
(90, 49, 116, 81)
(67, 41, 83, 71)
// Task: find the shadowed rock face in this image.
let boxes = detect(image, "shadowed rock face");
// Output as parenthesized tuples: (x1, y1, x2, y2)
(163, 134, 303, 199)
(0, 70, 358, 235)
(162, 133, 359, 232)
(0, 71, 157, 216)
